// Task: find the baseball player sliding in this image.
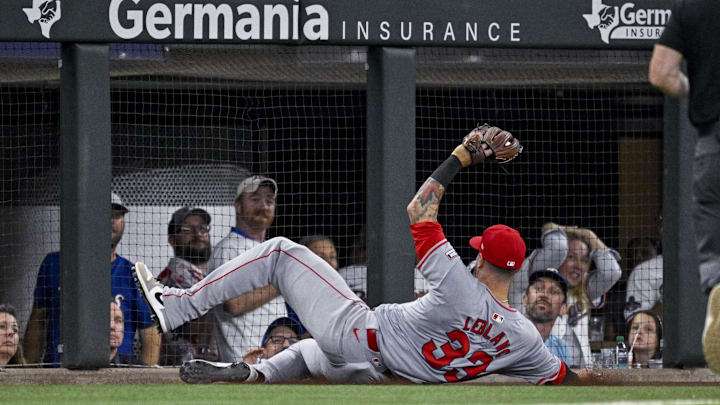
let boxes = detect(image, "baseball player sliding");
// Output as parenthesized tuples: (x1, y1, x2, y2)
(134, 124, 590, 384)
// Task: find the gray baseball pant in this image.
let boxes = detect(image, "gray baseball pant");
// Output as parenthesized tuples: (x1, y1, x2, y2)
(160, 237, 388, 382)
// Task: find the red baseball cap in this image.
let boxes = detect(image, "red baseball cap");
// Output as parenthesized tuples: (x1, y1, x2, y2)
(469, 224, 526, 270)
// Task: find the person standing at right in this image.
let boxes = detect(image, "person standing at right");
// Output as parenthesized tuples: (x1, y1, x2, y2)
(648, 0, 720, 373)
(208, 175, 287, 362)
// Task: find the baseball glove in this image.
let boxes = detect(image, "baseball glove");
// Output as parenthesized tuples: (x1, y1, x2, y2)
(462, 123, 523, 165)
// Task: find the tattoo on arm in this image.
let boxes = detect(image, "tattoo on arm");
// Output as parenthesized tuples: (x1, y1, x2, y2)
(407, 177, 445, 225)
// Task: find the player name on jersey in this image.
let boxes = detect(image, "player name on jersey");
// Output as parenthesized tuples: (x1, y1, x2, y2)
(462, 316, 510, 357)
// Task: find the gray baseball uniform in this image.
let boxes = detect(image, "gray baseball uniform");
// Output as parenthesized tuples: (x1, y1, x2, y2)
(208, 229, 287, 361)
(157, 223, 566, 384)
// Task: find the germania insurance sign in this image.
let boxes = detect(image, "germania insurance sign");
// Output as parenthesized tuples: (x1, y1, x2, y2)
(0, 0, 674, 49)
(582, 0, 671, 44)
(109, 0, 329, 40)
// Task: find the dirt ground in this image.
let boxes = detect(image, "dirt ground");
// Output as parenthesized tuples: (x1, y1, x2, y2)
(1, 367, 719, 386)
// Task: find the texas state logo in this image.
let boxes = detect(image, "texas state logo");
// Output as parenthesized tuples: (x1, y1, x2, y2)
(23, 0, 61, 39)
(582, 0, 670, 44)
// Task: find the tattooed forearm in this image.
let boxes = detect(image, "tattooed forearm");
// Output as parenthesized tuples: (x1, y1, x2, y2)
(407, 177, 445, 225)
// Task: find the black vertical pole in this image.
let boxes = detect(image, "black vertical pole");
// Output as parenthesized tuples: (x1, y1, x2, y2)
(366, 47, 416, 306)
(663, 95, 707, 367)
(60, 44, 111, 369)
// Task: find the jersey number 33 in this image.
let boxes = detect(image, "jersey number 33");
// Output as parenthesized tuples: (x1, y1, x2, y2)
(422, 329, 494, 382)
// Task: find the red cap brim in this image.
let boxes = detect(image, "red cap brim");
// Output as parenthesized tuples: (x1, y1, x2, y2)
(469, 236, 483, 251)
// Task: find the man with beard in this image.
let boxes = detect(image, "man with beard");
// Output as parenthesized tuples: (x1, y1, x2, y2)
(522, 268, 570, 363)
(157, 207, 216, 364)
(207, 175, 288, 362)
(24, 192, 160, 366)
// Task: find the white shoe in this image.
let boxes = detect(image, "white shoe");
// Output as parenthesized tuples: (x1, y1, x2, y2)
(132, 262, 169, 333)
(702, 284, 720, 374)
(180, 359, 254, 384)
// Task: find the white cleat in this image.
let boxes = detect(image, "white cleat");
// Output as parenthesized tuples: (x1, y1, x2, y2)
(180, 359, 254, 384)
(703, 284, 720, 374)
(132, 262, 170, 334)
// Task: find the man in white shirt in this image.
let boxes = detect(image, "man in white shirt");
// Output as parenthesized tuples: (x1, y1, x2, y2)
(624, 255, 663, 321)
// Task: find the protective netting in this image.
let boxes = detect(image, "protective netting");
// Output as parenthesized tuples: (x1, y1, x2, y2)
(111, 75, 366, 364)
(416, 84, 662, 368)
(0, 44, 662, 369)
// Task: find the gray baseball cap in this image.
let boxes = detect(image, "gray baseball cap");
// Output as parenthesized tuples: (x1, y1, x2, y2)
(236, 175, 278, 199)
(111, 192, 129, 214)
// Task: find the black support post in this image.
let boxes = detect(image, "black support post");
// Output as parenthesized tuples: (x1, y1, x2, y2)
(60, 44, 111, 369)
(366, 47, 416, 306)
(662, 96, 707, 367)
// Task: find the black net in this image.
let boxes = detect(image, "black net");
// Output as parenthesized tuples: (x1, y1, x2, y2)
(0, 44, 662, 369)
(111, 73, 366, 364)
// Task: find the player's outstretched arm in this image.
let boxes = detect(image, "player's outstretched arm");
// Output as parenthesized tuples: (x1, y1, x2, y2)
(406, 144, 473, 225)
(407, 124, 522, 225)
(407, 178, 445, 225)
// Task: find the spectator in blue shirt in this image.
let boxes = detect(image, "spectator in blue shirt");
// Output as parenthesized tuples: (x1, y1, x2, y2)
(23, 192, 161, 366)
(522, 268, 570, 363)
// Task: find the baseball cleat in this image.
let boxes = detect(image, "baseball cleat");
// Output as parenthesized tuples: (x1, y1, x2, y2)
(703, 284, 720, 374)
(132, 262, 170, 334)
(180, 359, 253, 384)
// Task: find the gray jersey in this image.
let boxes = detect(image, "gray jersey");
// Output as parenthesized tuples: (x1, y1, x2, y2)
(158, 225, 566, 384)
(375, 222, 563, 384)
(208, 230, 287, 361)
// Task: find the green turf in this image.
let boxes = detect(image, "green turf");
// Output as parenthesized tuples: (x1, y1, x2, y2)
(2, 385, 720, 405)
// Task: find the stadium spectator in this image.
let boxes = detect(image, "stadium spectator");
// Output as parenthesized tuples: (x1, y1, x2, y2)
(510, 222, 622, 368)
(109, 300, 126, 364)
(522, 268, 570, 364)
(626, 237, 660, 273)
(507, 225, 571, 310)
(604, 236, 660, 341)
(649, 0, 720, 372)
(338, 231, 368, 302)
(157, 207, 216, 365)
(0, 304, 24, 366)
(208, 175, 287, 362)
(627, 310, 663, 368)
(108, 298, 149, 366)
(300, 235, 339, 271)
(623, 216, 664, 324)
(338, 264, 368, 302)
(108, 298, 148, 366)
(624, 254, 664, 322)
(242, 317, 301, 365)
(24, 192, 160, 366)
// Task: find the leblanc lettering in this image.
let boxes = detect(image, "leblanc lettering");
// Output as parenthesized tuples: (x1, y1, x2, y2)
(109, 0, 329, 40)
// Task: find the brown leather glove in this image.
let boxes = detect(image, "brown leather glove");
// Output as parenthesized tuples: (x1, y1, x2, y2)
(461, 123, 523, 165)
